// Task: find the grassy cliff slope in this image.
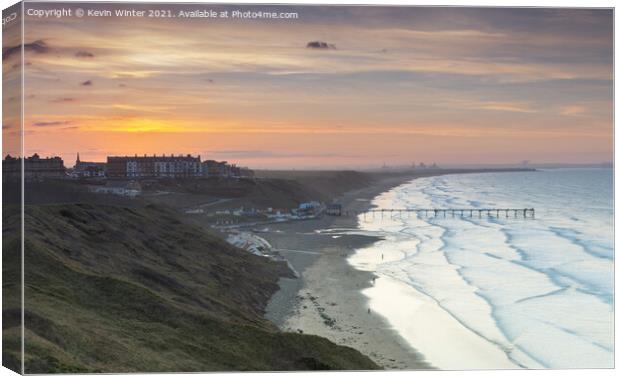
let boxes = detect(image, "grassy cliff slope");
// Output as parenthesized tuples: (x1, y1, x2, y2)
(3, 203, 378, 373)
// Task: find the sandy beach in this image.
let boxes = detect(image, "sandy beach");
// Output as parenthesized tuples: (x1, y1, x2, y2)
(261, 175, 432, 369)
(253, 169, 537, 369)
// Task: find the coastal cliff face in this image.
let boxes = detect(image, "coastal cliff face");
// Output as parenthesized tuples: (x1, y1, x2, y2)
(3, 202, 379, 373)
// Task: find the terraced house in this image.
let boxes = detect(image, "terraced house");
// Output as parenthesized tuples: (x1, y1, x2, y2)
(106, 154, 202, 179)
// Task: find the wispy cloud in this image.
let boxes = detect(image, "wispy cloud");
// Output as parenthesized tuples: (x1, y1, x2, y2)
(75, 51, 95, 58)
(2, 40, 49, 60)
(205, 150, 378, 159)
(458, 100, 538, 113)
(559, 105, 588, 116)
(32, 120, 73, 127)
(51, 97, 77, 103)
(306, 41, 337, 50)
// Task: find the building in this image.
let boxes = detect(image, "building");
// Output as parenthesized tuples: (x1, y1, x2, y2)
(239, 167, 255, 179)
(326, 203, 342, 216)
(2, 155, 20, 181)
(202, 160, 233, 177)
(3, 154, 66, 181)
(89, 180, 141, 198)
(72, 153, 106, 178)
(202, 160, 254, 178)
(107, 154, 202, 179)
(297, 201, 322, 216)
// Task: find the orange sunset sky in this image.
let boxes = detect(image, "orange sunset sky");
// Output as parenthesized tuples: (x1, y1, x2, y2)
(2, 3, 613, 169)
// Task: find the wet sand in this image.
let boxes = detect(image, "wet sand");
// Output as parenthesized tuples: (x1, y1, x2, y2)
(261, 176, 432, 369)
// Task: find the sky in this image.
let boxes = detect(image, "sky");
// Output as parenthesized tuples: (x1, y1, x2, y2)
(2, 3, 614, 169)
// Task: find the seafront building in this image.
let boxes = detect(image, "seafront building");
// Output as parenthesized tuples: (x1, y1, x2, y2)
(107, 154, 202, 179)
(326, 203, 343, 216)
(89, 180, 142, 198)
(2, 152, 253, 181)
(202, 160, 255, 178)
(72, 153, 106, 178)
(2, 154, 66, 181)
(202, 160, 233, 177)
(297, 201, 322, 216)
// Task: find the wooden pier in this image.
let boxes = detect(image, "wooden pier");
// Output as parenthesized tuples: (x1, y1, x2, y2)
(333, 208, 535, 219)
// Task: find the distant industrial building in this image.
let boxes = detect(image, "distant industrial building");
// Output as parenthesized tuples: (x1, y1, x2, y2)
(2, 154, 66, 181)
(107, 154, 202, 179)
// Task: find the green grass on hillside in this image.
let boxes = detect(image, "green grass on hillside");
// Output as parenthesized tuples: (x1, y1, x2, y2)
(2, 203, 379, 373)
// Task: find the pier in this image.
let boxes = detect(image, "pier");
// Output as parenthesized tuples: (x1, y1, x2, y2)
(332, 208, 535, 219)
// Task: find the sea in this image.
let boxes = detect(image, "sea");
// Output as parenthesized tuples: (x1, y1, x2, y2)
(348, 168, 614, 369)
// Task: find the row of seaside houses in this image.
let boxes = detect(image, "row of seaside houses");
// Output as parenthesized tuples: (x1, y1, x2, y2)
(101, 154, 254, 179)
(3, 153, 254, 181)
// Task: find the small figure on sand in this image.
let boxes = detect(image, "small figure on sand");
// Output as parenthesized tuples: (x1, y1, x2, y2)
(381, 253, 384, 260)
(367, 308, 371, 314)
(372, 276, 376, 285)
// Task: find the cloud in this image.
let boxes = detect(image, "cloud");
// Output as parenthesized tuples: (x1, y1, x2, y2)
(32, 120, 73, 127)
(306, 41, 337, 50)
(450, 100, 538, 113)
(110, 71, 161, 79)
(560, 105, 587, 116)
(81, 80, 93, 86)
(52, 98, 77, 103)
(206, 150, 373, 159)
(2, 40, 49, 60)
(474, 102, 537, 113)
(75, 51, 95, 58)
(11, 62, 32, 69)
(110, 104, 172, 113)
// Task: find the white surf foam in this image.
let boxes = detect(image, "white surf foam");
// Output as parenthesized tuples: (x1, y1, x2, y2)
(348, 169, 613, 369)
